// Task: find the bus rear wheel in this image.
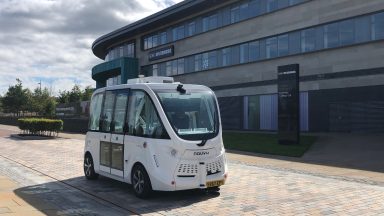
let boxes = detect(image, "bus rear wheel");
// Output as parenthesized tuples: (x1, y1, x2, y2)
(131, 164, 152, 198)
(84, 154, 99, 180)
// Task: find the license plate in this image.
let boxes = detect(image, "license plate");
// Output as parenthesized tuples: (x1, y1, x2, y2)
(206, 180, 224, 188)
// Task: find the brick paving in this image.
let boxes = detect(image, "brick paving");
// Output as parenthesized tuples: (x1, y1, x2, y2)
(0, 135, 384, 215)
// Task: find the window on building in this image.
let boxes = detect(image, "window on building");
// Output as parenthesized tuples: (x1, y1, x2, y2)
(208, 51, 218, 69)
(301, 28, 316, 52)
(315, 26, 324, 50)
(177, 58, 185, 74)
(355, 16, 371, 43)
(222, 48, 231, 67)
(178, 26, 185, 40)
(230, 6, 240, 24)
(152, 35, 158, 47)
(278, 34, 289, 56)
(159, 63, 166, 76)
(160, 32, 167, 44)
(166, 61, 172, 76)
(173, 25, 185, 41)
(187, 56, 195, 73)
(278, 0, 289, 9)
(124, 43, 135, 58)
(202, 53, 209, 70)
(119, 46, 124, 57)
(324, 23, 339, 48)
(231, 45, 240, 65)
(194, 54, 202, 71)
(266, 0, 278, 12)
(339, 19, 355, 46)
(171, 60, 178, 75)
(247, 95, 260, 130)
(144, 38, 148, 50)
(187, 22, 196, 36)
(202, 17, 209, 32)
(289, 31, 301, 54)
(289, 0, 302, 5)
(203, 14, 218, 32)
(240, 43, 249, 63)
(372, 12, 384, 40)
(259, 39, 266, 59)
(239, 2, 249, 20)
(106, 75, 121, 87)
(152, 64, 158, 76)
(89, 93, 104, 131)
(249, 0, 262, 17)
(249, 41, 260, 61)
(266, 37, 278, 58)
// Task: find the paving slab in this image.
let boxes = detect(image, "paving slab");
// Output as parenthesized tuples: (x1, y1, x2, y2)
(0, 135, 384, 215)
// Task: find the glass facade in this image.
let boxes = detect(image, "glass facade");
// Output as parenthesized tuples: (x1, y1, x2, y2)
(243, 92, 309, 131)
(106, 75, 122, 87)
(105, 42, 135, 61)
(143, 0, 308, 50)
(143, 12, 384, 76)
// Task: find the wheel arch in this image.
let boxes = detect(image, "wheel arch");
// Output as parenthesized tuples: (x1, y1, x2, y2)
(84, 151, 92, 158)
(130, 161, 152, 185)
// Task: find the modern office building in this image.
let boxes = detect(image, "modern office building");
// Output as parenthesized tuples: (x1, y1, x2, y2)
(91, 0, 384, 132)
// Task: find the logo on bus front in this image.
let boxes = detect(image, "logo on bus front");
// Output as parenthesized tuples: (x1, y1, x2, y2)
(194, 151, 209, 156)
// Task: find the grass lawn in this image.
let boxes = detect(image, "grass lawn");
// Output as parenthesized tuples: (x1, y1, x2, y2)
(223, 132, 317, 157)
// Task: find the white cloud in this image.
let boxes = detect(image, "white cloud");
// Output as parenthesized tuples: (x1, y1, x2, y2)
(0, 0, 182, 96)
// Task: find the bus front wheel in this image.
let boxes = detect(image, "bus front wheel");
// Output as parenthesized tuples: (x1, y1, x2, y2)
(131, 164, 152, 198)
(84, 153, 99, 180)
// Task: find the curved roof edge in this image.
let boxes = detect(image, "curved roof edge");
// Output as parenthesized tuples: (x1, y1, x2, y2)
(92, 0, 229, 60)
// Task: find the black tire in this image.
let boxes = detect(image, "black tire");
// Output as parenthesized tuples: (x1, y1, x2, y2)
(131, 164, 152, 198)
(84, 153, 99, 180)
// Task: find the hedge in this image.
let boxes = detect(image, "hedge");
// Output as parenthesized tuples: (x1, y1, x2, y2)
(18, 118, 63, 137)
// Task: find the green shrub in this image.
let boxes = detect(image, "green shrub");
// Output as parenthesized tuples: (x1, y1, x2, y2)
(18, 118, 63, 137)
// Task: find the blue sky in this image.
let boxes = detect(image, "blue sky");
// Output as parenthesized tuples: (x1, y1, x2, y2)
(0, 0, 182, 95)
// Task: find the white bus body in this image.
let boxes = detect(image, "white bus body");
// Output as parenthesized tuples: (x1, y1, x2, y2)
(84, 77, 228, 198)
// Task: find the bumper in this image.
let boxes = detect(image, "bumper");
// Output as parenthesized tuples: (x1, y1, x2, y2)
(173, 153, 227, 191)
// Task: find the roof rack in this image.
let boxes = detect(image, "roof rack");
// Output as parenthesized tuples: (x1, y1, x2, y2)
(127, 76, 174, 84)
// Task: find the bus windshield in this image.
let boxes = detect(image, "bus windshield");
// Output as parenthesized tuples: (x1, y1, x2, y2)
(156, 90, 219, 141)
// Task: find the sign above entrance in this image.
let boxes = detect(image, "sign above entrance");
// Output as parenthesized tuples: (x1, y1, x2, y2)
(148, 45, 174, 61)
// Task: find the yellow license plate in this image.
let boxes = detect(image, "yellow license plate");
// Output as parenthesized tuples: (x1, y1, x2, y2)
(206, 180, 224, 188)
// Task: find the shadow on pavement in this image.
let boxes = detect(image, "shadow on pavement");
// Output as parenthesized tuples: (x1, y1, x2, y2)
(14, 175, 220, 215)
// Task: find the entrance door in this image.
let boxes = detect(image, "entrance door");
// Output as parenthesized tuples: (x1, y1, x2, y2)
(110, 89, 129, 178)
(99, 90, 115, 174)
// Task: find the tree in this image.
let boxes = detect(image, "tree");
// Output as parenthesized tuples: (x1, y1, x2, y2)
(0, 95, 3, 113)
(82, 86, 94, 101)
(2, 79, 30, 116)
(29, 87, 52, 115)
(57, 90, 70, 104)
(68, 85, 82, 103)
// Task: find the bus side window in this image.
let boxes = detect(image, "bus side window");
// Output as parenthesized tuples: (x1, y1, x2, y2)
(112, 91, 129, 133)
(88, 93, 104, 131)
(100, 91, 115, 132)
(127, 90, 169, 139)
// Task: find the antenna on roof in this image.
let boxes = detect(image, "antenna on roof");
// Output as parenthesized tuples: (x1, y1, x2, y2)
(176, 84, 186, 94)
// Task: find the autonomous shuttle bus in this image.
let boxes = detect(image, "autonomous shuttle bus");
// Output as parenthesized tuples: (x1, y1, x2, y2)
(84, 77, 228, 198)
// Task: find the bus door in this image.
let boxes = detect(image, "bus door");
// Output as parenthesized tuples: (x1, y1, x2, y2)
(109, 89, 129, 178)
(99, 90, 115, 174)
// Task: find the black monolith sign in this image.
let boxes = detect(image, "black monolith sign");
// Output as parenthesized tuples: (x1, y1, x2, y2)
(278, 64, 300, 145)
